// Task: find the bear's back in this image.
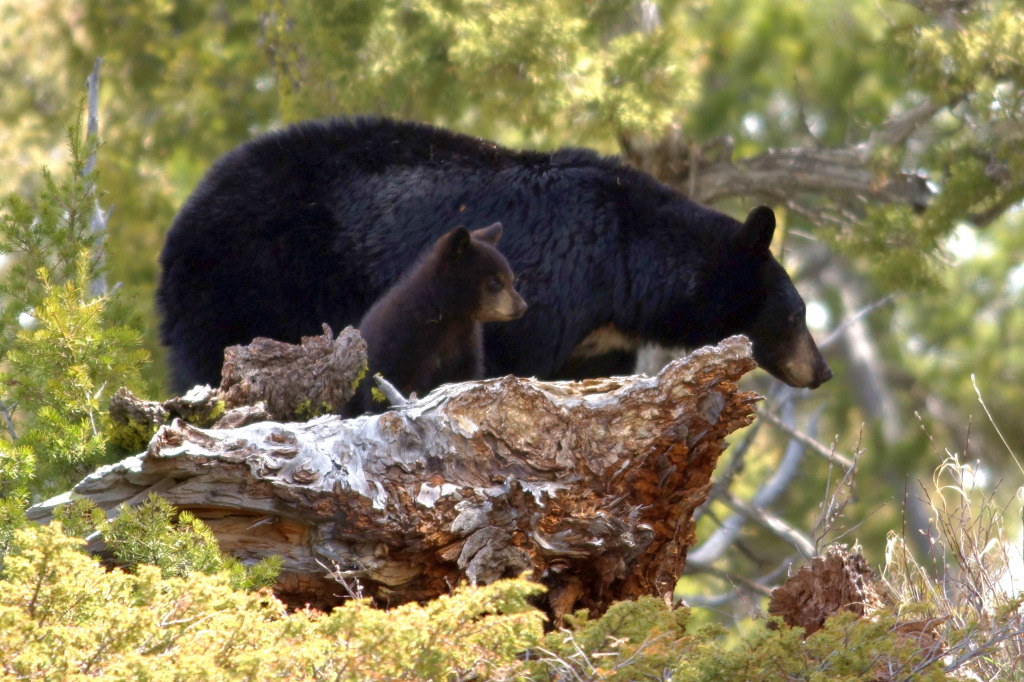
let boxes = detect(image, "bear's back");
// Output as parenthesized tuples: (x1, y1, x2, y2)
(158, 118, 697, 392)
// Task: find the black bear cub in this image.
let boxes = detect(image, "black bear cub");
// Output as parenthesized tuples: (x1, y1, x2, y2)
(353, 222, 527, 413)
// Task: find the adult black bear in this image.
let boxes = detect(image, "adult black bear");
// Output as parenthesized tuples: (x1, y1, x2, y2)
(354, 222, 526, 413)
(157, 118, 831, 392)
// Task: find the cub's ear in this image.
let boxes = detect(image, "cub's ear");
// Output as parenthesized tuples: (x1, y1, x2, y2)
(471, 222, 503, 245)
(439, 226, 472, 256)
(736, 206, 776, 255)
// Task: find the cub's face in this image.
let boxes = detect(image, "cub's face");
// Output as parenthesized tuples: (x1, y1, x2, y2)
(435, 222, 528, 323)
(477, 270, 528, 322)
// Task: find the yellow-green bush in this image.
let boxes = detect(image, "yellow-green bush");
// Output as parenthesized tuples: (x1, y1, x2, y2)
(526, 599, 951, 681)
(0, 524, 546, 681)
(2, 523, 964, 682)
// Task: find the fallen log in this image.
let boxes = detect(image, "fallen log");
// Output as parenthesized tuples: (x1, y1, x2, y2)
(29, 336, 759, 620)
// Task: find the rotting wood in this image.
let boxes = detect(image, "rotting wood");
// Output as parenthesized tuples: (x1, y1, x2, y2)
(108, 325, 367, 448)
(30, 336, 759, 622)
(767, 546, 948, 679)
(218, 323, 367, 421)
(768, 545, 885, 636)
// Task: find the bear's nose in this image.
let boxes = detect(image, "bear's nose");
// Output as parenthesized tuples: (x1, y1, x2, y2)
(816, 362, 833, 386)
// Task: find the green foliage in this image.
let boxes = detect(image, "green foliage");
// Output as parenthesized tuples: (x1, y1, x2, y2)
(0, 113, 150, 498)
(8, 467, 1024, 680)
(523, 594, 954, 681)
(266, 0, 697, 149)
(50, 492, 282, 593)
(685, 0, 907, 148)
(101, 494, 281, 591)
(898, 0, 1024, 98)
(0, 113, 103, 331)
(2, 262, 146, 486)
(525, 596, 695, 680)
(835, 204, 940, 290)
(51, 497, 106, 539)
(890, 0, 1024, 259)
(683, 611, 950, 681)
(0, 499, 27, 565)
(3, 0, 280, 390)
(895, 208, 1024, 460)
(103, 494, 224, 577)
(311, 578, 545, 679)
(0, 523, 286, 680)
(0, 523, 544, 680)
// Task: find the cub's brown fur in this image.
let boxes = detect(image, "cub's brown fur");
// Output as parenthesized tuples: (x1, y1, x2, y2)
(353, 223, 526, 413)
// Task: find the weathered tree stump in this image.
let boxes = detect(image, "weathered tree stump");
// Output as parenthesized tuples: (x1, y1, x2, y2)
(30, 336, 759, 620)
(767, 546, 947, 679)
(108, 326, 367, 449)
(218, 323, 367, 420)
(768, 546, 885, 635)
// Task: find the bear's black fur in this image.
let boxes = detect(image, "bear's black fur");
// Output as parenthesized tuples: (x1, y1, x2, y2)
(353, 222, 526, 413)
(157, 117, 831, 392)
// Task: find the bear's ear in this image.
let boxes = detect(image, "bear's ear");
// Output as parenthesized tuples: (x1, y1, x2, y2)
(440, 226, 472, 257)
(736, 206, 776, 256)
(471, 222, 503, 245)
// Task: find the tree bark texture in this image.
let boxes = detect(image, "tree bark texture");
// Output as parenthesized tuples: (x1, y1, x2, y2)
(218, 323, 367, 421)
(30, 336, 759, 620)
(108, 326, 367, 451)
(768, 545, 885, 636)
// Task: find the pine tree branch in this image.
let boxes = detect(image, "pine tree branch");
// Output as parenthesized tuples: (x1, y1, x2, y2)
(688, 397, 816, 567)
(0, 401, 16, 440)
(620, 99, 942, 214)
(720, 492, 816, 559)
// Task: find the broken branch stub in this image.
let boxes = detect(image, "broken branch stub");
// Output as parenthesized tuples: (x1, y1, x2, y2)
(30, 336, 758, 621)
(768, 546, 885, 636)
(218, 323, 367, 421)
(108, 326, 365, 449)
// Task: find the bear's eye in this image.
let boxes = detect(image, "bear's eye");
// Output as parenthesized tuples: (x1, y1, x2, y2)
(486, 276, 503, 293)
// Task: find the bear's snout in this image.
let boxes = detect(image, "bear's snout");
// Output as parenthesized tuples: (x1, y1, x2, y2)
(481, 288, 528, 322)
(772, 331, 831, 389)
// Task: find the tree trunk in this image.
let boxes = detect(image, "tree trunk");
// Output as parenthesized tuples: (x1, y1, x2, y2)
(29, 336, 759, 621)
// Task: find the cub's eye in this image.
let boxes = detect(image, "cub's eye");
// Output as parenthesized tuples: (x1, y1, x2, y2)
(486, 276, 503, 293)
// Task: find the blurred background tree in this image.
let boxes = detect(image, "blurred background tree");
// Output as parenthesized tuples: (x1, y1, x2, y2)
(2, 0, 1023, 625)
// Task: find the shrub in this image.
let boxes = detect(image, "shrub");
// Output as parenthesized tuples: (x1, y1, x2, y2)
(0, 523, 545, 681)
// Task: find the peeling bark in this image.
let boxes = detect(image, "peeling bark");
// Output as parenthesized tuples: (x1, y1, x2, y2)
(108, 326, 366, 450)
(30, 336, 759, 621)
(767, 545, 885, 636)
(218, 323, 367, 421)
